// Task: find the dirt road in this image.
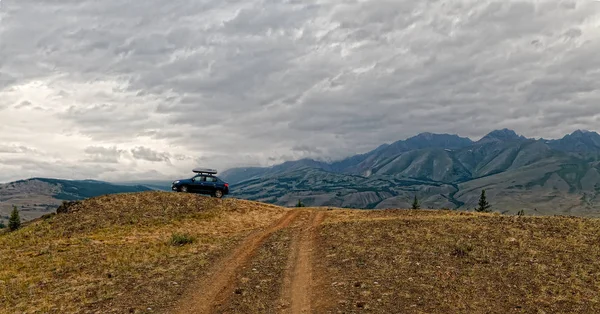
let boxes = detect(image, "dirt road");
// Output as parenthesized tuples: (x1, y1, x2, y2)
(172, 209, 324, 314)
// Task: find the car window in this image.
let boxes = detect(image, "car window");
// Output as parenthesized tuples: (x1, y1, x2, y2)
(206, 177, 217, 182)
(194, 176, 205, 182)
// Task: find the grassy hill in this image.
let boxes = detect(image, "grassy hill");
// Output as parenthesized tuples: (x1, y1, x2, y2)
(1, 192, 599, 313)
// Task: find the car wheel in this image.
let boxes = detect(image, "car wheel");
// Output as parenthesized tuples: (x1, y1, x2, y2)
(180, 186, 188, 193)
(214, 190, 223, 198)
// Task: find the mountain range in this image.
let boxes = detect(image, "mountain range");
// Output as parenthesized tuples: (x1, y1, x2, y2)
(221, 129, 600, 217)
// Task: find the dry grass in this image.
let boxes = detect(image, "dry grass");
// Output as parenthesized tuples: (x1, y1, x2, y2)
(0, 192, 288, 314)
(313, 209, 600, 313)
(3, 194, 600, 313)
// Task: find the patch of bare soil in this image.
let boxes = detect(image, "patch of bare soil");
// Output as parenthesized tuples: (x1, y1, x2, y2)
(213, 229, 293, 313)
(281, 211, 324, 314)
(171, 210, 300, 314)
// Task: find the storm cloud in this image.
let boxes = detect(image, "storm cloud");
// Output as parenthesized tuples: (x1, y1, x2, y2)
(1, 0, 600, 182)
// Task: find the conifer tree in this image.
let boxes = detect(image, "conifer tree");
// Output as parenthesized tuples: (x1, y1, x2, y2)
(411, 195, 420, 209)
(8, 206, 21, 231)
(476, 190, 492, 213)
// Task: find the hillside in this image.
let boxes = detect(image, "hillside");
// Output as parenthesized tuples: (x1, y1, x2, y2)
(222, 129, 600, 216)
(1, 192, 599, 313)
(0, 178, 152, 224)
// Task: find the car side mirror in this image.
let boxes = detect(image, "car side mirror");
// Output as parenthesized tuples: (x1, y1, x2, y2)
(191, 178, 195, 182)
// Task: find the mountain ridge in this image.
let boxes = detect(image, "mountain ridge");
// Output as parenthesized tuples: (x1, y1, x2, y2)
(222, 129, 600, 216)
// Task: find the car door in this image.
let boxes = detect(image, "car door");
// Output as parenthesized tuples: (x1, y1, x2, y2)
(191, 176, 206, 193)
(205, 176, 217, 193)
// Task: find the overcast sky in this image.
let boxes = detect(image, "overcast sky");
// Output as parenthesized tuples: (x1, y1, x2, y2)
(1, 0, 600, 182)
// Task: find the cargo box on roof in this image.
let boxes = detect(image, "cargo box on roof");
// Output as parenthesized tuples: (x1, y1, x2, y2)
(192, 168, 218, 175)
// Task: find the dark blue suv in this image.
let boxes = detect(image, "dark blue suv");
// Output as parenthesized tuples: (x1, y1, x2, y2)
(172, 168, 229, 198)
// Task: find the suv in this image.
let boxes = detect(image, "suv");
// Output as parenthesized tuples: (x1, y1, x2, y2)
(172, 168, 229, 198)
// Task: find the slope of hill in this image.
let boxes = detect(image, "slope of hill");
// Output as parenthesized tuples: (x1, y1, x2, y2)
(1, 192, 599, 313)
(222, 130, 600, 216)
(0, 178, 152, 224)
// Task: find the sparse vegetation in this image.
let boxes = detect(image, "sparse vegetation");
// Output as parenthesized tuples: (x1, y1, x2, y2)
(476, 189, 492, 212)
(0, 192, 289, 313)
(315, 209, 600, 313)
(3, 192, 600, 313)
(169, 233, 196, 246)
(296, 199, 305, 207)
(411, 195, 420, 209)
(8, 206, 21, 231)
(517, 209, 525, 216)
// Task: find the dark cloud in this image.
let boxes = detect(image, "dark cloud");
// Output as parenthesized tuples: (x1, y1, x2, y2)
(1, 0, 600, 181)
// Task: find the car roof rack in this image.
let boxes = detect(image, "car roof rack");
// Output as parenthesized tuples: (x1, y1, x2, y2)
(192, 168, 218, 175)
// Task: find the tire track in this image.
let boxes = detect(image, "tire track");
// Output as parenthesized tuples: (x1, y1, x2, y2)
(280, 210, 325, 314)
(172, 209, 301, 314)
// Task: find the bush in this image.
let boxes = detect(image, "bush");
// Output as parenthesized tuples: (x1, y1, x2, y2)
(0, 221, 5, 229)
(169, 233, 196, 246)
(452, 242, 473, 258)
(9, 206, 21, 231)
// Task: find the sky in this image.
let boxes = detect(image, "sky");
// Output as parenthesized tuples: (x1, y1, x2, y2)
(1, 0, 600, 182)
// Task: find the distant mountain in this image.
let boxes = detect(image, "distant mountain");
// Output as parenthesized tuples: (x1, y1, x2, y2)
(223, 129, 600, 217)
(0, 178, 152, 223)
(115, 180, 173, 191)
(478, 128, 527, 143)
(546, 130, 600, 153)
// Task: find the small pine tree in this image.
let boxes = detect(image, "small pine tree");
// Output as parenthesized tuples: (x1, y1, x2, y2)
(411, 195, 420, 210)
(296, 199, 305, 207)
(9, 206, 21, 231)
(476, 190, 492, 213)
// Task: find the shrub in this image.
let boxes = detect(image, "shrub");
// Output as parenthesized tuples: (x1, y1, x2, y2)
(169, 233, 196, 246)
(9, 206, 21, 231)
(517, 210, 525, 216)
(452, 242, 473, 258)
(0, 221, 5, 229)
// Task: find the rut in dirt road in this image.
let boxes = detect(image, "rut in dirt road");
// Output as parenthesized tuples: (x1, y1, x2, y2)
(280, 211, 325, 314)
(172, 210, 301, 314)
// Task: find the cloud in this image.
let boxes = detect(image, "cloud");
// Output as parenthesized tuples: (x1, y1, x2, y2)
(83, 146, 125, 163)
(291, 144, 323, 155)
(131, 146, 171, 163)
(0, 145, 38, 154)
(1, 0, 600, 181)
